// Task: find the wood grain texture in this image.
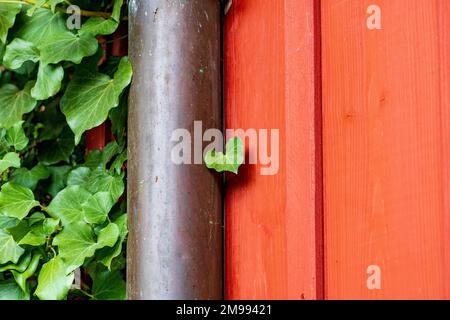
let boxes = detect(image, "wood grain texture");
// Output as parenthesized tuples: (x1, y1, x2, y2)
(224, 0, 323, 300)
(322, 0, 450, 299)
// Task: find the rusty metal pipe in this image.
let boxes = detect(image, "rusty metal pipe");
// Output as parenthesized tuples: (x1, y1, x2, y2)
(127, 0, 222, 300)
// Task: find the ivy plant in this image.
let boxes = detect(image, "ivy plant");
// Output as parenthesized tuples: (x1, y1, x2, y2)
(205, 137, 244, 174)
(0, 0, 131, 300)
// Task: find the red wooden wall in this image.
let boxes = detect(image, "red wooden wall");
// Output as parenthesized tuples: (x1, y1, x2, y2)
(225, 0, 323, 300)
(322, 0, 450, 299)
(225, 0, 450, 300)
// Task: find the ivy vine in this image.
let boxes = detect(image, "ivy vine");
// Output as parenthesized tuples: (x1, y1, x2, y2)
(0, 0, 131, 300)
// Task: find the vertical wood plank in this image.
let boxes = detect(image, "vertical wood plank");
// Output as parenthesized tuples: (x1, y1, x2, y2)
(85, 124, 106, 151)
(224, 0, 323, 299)
(322, 0, 450, 299)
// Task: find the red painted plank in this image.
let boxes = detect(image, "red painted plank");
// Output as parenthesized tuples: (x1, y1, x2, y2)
(225, 0, 322, 300)
(85, 124, 106, 151)
(322, 0, 450, 299)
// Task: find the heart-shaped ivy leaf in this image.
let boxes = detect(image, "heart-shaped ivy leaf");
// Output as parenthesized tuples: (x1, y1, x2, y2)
(0, 82, 37, 130)
(39, 31, 98, 65)
(53, 221, 119, 273)
(0, 183, 39, 220)
(35, 256, 74, 300)
(89, 264, 126, 300)
(204, 137, 245, 174)
(5, 121, 29, 152)
(10, 164, 50, 191)
(82, 192, 115, 225)
(46, 185, 91, 225)
(61, 57, 132, 144)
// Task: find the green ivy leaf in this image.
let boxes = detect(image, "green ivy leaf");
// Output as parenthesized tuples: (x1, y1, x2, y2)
(84, 150, 103, 169)
(31, 63, 64, 100)
(0, 215, 20, 230)
(13, 60, 37, 76)
(61, 57, 132, 144)
(43, 217, 60, 234)
(3, 38, 40, 70)
(82, 192, 114, 225)
(0, 251, 31, 273)
(0, 3, 22, 44)
(102, 141, 123, 165)
(68, 166, 124, 205)
(28, 212, 45, 225)
(205, 137, 245, 174)
(12, 252, 41, 293)
(82, 142, 123, 170)
(46, 185, 91, 225)
(46, 165, 71, 197)
(37, 126, 75, 165)
(109, 92, 128, 144)
(5, 121, 29, 151)
(35, 256, 74, 300)
(53, 221, 118, 273)
(0, 129, 8, 154)
(53, 222, 97, 272)
(1, 1, 130, 301)
(0, 229, 24, 264)
(79, 17, 119, 36)
(0, 183, 39, 220)
(86, 168, 124, 203)
(39, 31, 98, 65)
(67, 167, 91, 186)
(6, 219, 29, 243)
(0, 82, 37, 129)
(16, 10, 66, 46)
(18, 229, 46, 246)
(97, 223, 119, 248)
(97, 214, 127, 270)
(0, 279, 29, 300)
(18, 218, 58, 246)
(110, 150, 127, 175)
(0, 152, 20, 174)
(10, 164, 50, 191)
(90, 265, 125, 300)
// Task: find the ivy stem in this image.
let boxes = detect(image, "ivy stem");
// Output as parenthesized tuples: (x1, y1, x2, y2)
(0, 0, 112, 18)
(79, 289, 94, 299)
(49, 245, 57, 258)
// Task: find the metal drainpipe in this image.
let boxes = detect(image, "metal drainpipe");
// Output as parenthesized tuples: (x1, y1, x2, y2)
(127, 0, 223, 299)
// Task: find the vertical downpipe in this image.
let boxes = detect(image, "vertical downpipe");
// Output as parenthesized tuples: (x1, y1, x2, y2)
(127, 0, 223, 299)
